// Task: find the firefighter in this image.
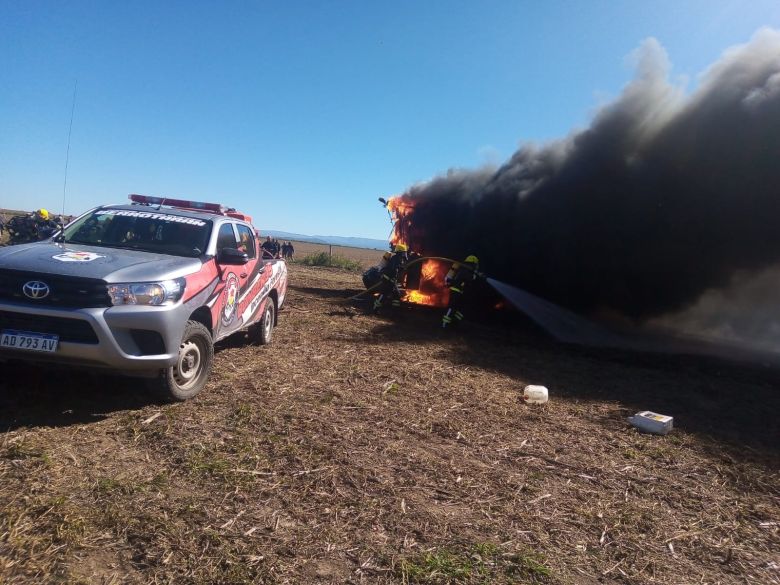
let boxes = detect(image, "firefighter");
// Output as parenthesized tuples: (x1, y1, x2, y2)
(31, 208, 60, 239)
(362, 250, 391, 289)
(441, 255, 484, 328)
(372, 243, 409, 313)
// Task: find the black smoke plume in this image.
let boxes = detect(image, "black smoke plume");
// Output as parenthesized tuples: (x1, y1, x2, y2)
(394, 30, 780, 334)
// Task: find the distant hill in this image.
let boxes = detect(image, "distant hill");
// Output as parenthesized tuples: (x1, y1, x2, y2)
(261, 229, 387, 251)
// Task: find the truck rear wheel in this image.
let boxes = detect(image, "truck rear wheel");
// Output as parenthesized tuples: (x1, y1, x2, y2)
(151, 320, 214, 401)
(249, 298, 275, 345)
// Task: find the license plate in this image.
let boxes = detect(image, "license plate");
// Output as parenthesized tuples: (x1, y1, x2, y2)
(0, 329, 59, 353)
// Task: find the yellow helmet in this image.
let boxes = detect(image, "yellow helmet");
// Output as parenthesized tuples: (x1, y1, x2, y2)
(394, 243, 408, 253)
(465, 255, 479, 264)
(37, 208, 50, 220)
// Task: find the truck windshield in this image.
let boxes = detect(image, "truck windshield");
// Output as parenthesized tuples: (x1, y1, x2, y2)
(63, 209, 212, 257)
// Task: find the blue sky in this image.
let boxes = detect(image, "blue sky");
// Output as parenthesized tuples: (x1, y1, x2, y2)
(2, 1, 779, 239)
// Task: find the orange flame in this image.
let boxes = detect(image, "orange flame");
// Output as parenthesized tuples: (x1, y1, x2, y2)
(386, 195, 451, 308)
(405, 290, 439, 305)
(421, 260, 438, 281)
(387, 196, 415, 247)
(403, 259, 450, 307)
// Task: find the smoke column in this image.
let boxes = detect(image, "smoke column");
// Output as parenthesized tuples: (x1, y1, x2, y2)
(393, 29, 780, 349)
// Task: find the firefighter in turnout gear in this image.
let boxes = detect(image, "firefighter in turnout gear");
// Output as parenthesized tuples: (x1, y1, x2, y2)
(362, 250, 391, 289)
(442, 255, 483, 328)
(372, 243, 409, 313)
(7, 209, 61, 244)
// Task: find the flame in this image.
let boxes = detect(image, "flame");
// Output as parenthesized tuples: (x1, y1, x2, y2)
(421, 260, 438, 281)
(387, 196, 415, 247)
(385, 195, 451, 308)
(402, 258, 451, 307)
(405, 290, 439, 305)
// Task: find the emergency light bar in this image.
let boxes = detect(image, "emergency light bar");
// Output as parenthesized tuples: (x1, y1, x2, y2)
(129, 194, 225, 213)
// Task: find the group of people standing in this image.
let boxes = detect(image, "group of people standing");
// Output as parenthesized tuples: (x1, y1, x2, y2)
(371, 243, 485, 328)
(261, 236, 295, 260)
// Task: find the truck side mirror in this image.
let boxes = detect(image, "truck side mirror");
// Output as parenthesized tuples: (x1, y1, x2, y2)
(217, 247, 249, 265)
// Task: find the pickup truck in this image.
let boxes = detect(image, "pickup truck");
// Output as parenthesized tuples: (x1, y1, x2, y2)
(0, 195, 288, 400)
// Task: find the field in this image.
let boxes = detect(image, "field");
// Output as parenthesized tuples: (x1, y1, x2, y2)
(287, 240, 385, 268)
(1, 257, 779, 584)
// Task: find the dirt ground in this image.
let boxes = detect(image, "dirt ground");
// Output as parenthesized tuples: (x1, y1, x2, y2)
(0, 263, 779, 584)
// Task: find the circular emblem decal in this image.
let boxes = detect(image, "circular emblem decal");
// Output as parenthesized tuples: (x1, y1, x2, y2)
(52, 251, 106, 262)
(221, 273, 240, 326)
(23, 281, 50, 300)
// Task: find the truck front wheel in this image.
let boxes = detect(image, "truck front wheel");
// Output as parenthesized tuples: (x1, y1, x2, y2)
(151, 320, 214, 401)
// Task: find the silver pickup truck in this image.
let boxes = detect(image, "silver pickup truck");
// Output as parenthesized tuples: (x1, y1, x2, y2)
(0, 195, 288, 400)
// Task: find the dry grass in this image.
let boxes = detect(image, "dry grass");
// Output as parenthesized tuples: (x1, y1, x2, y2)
(0, 263, 778, 584)
(287, 240, 385, 269)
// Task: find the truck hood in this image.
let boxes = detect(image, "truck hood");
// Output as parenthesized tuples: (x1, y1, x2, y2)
(0, 241, 204, 282)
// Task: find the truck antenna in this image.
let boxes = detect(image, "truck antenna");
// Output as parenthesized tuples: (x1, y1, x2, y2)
(62, 79, 77, 217)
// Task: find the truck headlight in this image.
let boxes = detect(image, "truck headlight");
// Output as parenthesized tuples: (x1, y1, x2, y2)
(108, 278, 186, 306)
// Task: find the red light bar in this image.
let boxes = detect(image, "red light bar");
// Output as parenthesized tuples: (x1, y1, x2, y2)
(129, 194, 224, 213)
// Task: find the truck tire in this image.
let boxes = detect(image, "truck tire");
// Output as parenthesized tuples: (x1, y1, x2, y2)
(250, 298, 275, 345)
(151, 320, 214, 401)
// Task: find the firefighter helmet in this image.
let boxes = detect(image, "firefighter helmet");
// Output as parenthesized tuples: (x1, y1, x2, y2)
(394, 243, 408, 253)
(36, 208, 50, 220)
(464, 255, 479, 264)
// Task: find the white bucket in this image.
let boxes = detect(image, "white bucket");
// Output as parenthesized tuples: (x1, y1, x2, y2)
(523, 385, 549, 404)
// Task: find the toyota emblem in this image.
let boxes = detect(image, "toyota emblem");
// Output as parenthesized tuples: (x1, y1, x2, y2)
(22, 281, 50, 300)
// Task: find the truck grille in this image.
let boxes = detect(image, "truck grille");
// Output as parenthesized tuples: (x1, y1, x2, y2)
(0, 311, 99, 344)
(0, 269, 110, 308)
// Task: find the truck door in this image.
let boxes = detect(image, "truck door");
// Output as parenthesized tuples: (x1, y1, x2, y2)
(214, 221, 268, 340)
(234, 223, 267, 326)
(214, 222, 244, 338)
